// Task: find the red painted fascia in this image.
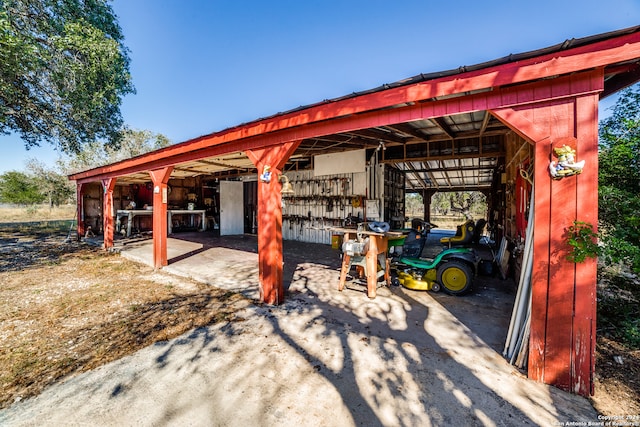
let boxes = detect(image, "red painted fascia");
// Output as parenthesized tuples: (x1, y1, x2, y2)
(74, 72, 603, 184)
(69, 30, 640, 183)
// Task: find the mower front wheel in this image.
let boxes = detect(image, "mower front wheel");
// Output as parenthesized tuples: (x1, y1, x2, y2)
(437, 261, 473, 295)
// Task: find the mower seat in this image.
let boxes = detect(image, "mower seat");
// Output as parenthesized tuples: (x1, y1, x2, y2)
(472, 219, 487, 244)
(440, 219, 475, 246)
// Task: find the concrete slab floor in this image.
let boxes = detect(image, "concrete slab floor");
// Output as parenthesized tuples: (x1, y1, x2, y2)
(116, 230, 510, 350)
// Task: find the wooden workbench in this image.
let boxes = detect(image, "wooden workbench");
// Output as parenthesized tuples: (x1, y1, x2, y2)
(332, 227, 403, 299)
(116, 209, 153, 237)
(116, 209, 207, 236)
(167, 209, 206, 234)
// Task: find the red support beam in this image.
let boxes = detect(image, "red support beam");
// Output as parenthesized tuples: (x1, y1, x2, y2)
(76, 182, 85, 240)
(491, 84, 601, 396)
(573, 94, 599, 396)
(70, 68, 608, 184)
(102, 178, 116, 249)
(246, 141, 300, 305)
(543, 105, 577, 393)
(149, 167, 174, 269)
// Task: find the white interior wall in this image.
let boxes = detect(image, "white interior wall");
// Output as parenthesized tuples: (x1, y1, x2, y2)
(314, 149, 366, 176)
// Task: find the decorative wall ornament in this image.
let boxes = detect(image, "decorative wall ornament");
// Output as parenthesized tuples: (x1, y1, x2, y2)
(260, 165, 272, 183)
(549, 144, 585, 179)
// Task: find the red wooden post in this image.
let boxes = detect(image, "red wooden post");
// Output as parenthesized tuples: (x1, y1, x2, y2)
(542, 106, 577, 392)
(529, 137, 553, 384)
(491, 74, 601, 396)
(573, 94, 599, 395)
(149, 167, 174, 269)
(102, 178, 116, 249)
(76, 182, 85, 240)
(246, 141, 300, 305)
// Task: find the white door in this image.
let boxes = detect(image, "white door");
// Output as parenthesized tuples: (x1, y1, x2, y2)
(219, 181, 244, 235)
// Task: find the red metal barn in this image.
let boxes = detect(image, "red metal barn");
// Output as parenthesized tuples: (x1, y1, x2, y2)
(70, 26, 640, 396)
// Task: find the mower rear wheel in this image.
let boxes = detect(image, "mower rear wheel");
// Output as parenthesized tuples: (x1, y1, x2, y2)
(437, 261, 473, 295)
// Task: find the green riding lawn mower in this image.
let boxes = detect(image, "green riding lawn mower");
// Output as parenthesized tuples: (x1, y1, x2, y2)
(388, 219, 482, 295)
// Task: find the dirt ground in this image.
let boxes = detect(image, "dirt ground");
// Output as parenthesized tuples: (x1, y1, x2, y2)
(0, 223, 637, 424)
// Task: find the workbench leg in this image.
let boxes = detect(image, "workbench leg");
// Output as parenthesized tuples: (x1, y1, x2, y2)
(127, 213, 132, 237)
(339, 254, 351, 291)
(366, 251, 377, 298)
(367, 236, 383, 298)
(383, 255, 391, 286)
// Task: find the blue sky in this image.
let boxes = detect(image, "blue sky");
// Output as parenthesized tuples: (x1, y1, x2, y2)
(1, 0, 640, 174)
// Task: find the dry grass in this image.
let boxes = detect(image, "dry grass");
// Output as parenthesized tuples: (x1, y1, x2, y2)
(0, 225, 251, 408)
(403, 213, 470, 230)
(429, 215, 469, 230)
(0, 204, 76, 223)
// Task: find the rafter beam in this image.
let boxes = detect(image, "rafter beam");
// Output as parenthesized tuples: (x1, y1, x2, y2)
(441, 160, 454, 188)
(431, 117, 455, 138)
(408, 184, 492, 192)
(404, 162, 429, 189)
(196, 158, 252, 171)
(383, 123, 429, 140)
(479, 110, 491, 135)
(381, 150, 504, 164)
(601, 63, 640, 98)
(345, 128, 408, 144)
(402, 128, 509, 145)
(402, 165, 496, 173)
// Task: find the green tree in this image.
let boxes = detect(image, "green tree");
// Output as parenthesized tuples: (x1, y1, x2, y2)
(432, 192, 450, 215)
(599, 85, 640, 272)
(448, 191, 486, 219)
(0, 170, 45, 204)
(0, 0, 135, 154)
(58, 128, 171, 173)
(25, 158, 74, 207)
(405, 193, 423, 217)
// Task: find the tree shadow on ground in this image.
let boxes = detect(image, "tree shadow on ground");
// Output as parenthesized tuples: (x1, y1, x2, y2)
(265, 265, 540, 426)
(0, 227, 93, 273)
(135, 232, 594, 424)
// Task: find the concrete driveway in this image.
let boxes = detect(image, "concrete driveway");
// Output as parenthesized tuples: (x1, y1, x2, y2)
(0, 233, 598, 426)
